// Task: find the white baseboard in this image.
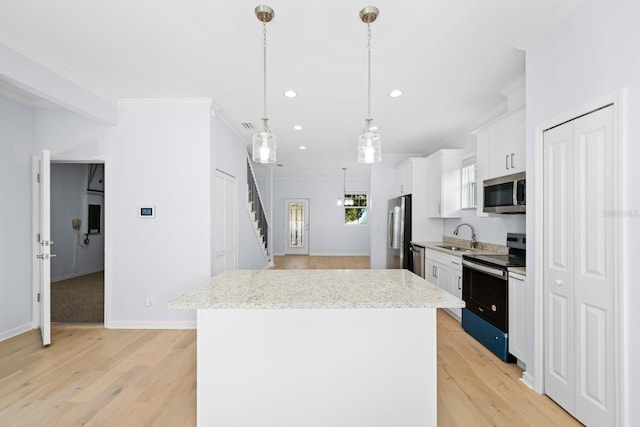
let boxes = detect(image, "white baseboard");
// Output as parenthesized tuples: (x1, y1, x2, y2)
(274, 253, 370, 257)
(106, 320, 196, 330)
(520, 371, 536, 391)
(308, 252, 370, 257)
(0, 322, 33, 342)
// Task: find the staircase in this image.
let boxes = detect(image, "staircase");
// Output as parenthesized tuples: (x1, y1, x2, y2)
(246, 159, 272, 266)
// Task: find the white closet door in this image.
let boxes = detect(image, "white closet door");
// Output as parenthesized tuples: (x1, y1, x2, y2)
(214, 170, 237, 274)
(544, 106, 615, 426)
(572, 107, 615, 426)
(543, 120, 575, 413)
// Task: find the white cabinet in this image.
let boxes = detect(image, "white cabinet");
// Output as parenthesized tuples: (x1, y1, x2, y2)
(425, 248, 463, 321)
(485, 108, 525, 179)
(395, 157, 428, 197)
(508, 271, 526, 365)
(475, 107, 525, 216)
(395, 157, 442, 242)
(426, 149, 463, 218)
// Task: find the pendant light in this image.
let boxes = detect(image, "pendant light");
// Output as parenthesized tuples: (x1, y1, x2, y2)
(252, 5, 276, 164)
(337, 168, 354, 206)
(357, 6, 381, 164)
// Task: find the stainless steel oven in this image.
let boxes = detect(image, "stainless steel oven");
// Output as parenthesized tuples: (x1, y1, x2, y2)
(461, 233, 525, 362)
(462, 259, 508, 331)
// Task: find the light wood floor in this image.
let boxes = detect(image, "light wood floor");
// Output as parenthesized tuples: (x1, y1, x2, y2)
(0, 256, 581, 426)
(272, 254, 370, 269)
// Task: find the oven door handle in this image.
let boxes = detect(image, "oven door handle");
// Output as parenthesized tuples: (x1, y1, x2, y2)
(462, 260, 506, 279)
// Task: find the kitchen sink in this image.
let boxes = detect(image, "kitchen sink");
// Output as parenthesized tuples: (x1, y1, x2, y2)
(436, 244, 472, 252)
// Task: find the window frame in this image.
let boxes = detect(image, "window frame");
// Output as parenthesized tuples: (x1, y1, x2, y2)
(460, 156, 477, 210)
(343, 192, 368, 225)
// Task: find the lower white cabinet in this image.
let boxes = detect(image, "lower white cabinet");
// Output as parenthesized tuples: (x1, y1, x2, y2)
(425, 249, 462, 321)
(508, 271, 526, 365)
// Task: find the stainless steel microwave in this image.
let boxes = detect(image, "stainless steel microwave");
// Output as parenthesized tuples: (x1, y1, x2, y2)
(483, 172, 525, 214)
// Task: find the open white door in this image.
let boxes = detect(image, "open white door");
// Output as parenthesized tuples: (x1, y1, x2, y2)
(36, 149, 52, 346)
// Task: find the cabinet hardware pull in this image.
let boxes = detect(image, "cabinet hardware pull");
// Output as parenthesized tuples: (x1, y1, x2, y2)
(458, 277, 461, 290)
(506, 154, 510, 169)
(511, 153, 515, 169)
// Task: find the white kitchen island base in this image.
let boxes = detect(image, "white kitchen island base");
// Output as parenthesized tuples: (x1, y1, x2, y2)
(197, 308, 437, 427)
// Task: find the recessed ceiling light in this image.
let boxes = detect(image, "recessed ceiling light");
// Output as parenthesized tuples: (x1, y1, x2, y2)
(283, 90, 297, 98)
(299, 146, 307, 150)
(389, 89, 403, 98)
(293, 125, 303, 130)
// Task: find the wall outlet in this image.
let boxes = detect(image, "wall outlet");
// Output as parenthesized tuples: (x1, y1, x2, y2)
(72, 219, 81, 229)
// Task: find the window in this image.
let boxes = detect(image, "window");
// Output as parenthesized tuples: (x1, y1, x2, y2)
(344, 193, 368, 225)
(461, 158, 477, 209)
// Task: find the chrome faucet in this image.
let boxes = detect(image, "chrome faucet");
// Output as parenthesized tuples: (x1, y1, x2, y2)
(453, 223, 477, 249)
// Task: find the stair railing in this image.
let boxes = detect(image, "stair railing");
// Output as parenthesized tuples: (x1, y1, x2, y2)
(246, 159, 271, 262)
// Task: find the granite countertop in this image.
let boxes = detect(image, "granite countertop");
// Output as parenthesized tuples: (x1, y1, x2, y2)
(168, 269, 465, 310)
(410, 238, 507, 257)
(509, 267, 526, 276)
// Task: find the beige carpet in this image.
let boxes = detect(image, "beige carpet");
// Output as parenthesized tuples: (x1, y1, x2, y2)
(51, 271, 104, 323)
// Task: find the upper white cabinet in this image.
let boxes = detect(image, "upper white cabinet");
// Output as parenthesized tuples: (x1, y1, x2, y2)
(395, 157, 427, 197)
(394, 157, 445, 242)
(426, 149, 463, 218)
(487, 108, 525, 179)
(474, 77, 526, 216)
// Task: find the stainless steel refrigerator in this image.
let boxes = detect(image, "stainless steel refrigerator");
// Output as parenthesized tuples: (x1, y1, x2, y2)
(386, 195, 412, 269)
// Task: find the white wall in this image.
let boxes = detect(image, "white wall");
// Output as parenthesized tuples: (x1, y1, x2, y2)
(443, 210, 525, 245)
(526, 0, 638, 422)
(32, 101, 212, 327)
(273, 177, 370, 256)
(109, 100, 211, 327)
(50, 163, 105, 281)
(0, 96, 34, 339)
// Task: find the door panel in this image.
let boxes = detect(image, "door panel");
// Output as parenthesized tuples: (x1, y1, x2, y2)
(580, 303, 607, 407)
(37, 150, 51, 346)
(214, 170, 237, 274)
(548, 292, 570, 385)
(572, 107, 615, 426)
(544, 120, 575, 413)
(284, 199, 309, 255)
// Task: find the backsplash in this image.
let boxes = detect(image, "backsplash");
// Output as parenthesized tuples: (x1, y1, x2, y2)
(443, 209, 525, 246)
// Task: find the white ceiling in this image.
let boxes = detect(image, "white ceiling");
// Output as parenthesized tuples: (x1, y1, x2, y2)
(0, 0, 583, 178)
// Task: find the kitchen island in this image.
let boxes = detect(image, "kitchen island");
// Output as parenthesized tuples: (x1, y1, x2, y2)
(169, 269, 464, 427)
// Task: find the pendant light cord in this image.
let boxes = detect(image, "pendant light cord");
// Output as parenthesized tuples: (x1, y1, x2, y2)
(262, 22, 270, 133)
(367, 23, 372, 122)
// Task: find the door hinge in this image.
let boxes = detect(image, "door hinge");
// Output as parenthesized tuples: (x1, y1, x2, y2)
(37, 293, 41, 302)
(37, 173, 40, 183)
(37, 233, 41, 242)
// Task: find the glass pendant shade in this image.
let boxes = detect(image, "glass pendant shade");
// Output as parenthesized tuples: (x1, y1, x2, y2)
(252, 130, 276, 164)
(357, 128, 382, 164)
